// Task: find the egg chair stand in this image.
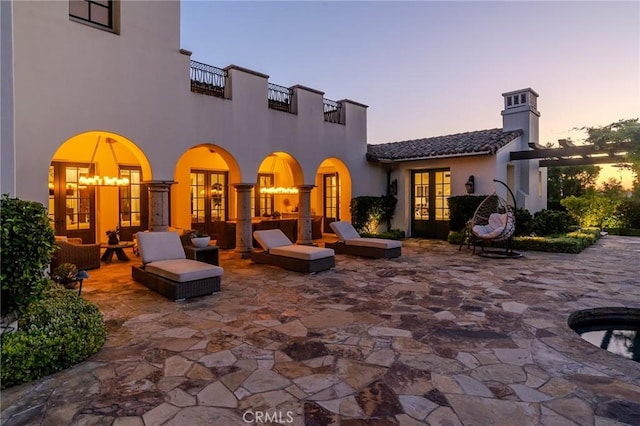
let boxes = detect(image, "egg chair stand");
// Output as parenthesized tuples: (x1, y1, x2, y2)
(467, 179, 522, 259)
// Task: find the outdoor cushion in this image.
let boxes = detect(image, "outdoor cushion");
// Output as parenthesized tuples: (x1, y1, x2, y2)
(472, 213, 513, 239)
(253, 229, 294, 250)
(146, 259, 223, 283)
(331, 221, 403, 249)
(137, 232, 186, 264)
(330, 221, 361, 242)
(346, 238, 402, 249)
(269, 245, 334, 261)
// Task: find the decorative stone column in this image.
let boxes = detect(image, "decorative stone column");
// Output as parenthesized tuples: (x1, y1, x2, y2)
(233, 183, 254, 258)
(296, 184, 315, 245)
(145, 180, 174, 232)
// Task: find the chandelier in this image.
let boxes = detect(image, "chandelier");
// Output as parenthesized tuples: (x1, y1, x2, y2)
(259, 187, 298, 195)
(78, 136, 130, 187)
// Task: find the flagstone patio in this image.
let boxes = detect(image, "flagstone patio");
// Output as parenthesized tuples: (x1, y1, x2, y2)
(2, 236, 640, 425)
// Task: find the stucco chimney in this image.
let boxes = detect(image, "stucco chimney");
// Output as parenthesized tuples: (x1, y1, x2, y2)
(501, 88, 540, 149)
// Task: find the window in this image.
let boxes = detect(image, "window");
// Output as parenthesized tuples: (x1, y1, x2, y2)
(119, 167, 142, 227)
(255, 174, 275, 217)
(69, 0, 118, 32)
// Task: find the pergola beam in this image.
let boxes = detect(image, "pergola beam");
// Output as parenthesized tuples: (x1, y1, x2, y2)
(510, 142, 631, 166)
(539, 155, 629, 167)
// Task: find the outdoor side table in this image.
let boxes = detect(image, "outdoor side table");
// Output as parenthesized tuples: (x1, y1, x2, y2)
(101, 242, 135, 263)
(183, 245, 220, 266)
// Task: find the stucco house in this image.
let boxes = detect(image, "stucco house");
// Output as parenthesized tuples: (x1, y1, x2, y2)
(1, 0, 546, 251)
(367, 88, 547, 238)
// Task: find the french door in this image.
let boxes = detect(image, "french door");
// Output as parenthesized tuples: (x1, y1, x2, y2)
(323, 173, 339, 233)
(117, 167, 148, 242)
(49, 162, 96, 243)
(255, 173, 275, 217)
(190, 170, 228, 236)
(411, 169, 450, 239)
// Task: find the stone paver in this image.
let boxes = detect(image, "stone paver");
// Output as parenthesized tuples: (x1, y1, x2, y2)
(2, 236, 640, 425)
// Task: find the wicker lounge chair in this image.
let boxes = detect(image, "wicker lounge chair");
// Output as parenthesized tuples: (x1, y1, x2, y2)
(325, 221, 402, 259)
(132, 232, 223, 300)
(251, 229, 335, 273)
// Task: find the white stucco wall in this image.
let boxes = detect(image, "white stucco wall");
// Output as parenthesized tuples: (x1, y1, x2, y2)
(10, 1, 376, 211)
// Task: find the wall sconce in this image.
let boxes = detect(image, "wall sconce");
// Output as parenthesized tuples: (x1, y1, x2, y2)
(465, 175, 475, 194)
(388, 179, 398, 196)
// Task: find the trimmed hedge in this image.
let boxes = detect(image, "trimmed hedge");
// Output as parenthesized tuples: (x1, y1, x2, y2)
(360, 229, 406, 240)
(1, 284, 106, 389)
(449, 227, 602, 254)
(447, 195, 487, 232)
(351, 195, 397, 233)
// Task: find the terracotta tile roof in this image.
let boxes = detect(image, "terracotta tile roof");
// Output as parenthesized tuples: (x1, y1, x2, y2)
(366, 128, 523, 162)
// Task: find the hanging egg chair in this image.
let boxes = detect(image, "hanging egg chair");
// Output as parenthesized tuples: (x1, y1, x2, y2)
(468, 179, 521, 258)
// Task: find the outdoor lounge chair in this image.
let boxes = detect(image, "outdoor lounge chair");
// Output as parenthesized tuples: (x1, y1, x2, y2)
(132, 231, 223, 300)
(325, 221, 402, 259)
(251, 229, 335, 273)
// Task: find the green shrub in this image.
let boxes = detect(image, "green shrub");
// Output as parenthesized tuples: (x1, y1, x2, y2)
(565, 231, 597, 245)
(512, 236, 586, 253)
(532, 209, 575, 236)
(447, 195, 487, 232)
(351, 195, 397, 233)
(616, 199, 640, 229)
(1, 284, 106, 389)
(360, 229, 405, 240)
(514, 208, 534, 236)
(561, 194, 623, 228)
(447, 231, 465, 245)
(606, 227, 640, 237)
(1, 195, 57, 315)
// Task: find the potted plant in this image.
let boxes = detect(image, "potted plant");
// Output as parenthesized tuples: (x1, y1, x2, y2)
(190, 230, 211, 248)
(106, 225, 120, 245)
(50, 263, 89, 290)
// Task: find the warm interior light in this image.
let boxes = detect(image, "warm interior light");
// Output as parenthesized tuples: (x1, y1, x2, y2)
(78, 136, 130, 187)
(79, 176, 130, 186)
(259, 187, 299, 194)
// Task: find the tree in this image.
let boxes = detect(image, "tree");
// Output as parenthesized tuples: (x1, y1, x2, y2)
(547, 165, 600, 209)
(579, 118, 640, 177)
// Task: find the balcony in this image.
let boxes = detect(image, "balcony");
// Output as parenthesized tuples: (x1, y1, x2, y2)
(189, 60, 351, 125)
(267, 83, 293, 113)
(323, 98, 343, 124)
(190, 60, 226, 99)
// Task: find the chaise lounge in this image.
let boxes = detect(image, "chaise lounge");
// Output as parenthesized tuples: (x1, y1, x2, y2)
(251, 229, 335, 273)
(132, 231, 223, 300)
(325, 221, 402, 259)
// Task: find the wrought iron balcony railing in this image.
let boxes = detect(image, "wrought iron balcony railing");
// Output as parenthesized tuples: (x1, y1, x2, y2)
(323, 98, 343, 124)
(190, 60, 226, 98)
(268, 83, 293, 113)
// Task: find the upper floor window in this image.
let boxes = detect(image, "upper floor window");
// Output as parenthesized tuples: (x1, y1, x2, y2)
(69, 0, 117, 32)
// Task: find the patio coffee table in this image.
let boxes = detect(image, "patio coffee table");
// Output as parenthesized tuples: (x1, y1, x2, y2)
(101, 242, 135, 263)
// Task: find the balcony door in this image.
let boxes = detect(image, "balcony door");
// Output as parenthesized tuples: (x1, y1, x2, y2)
(190, 170, 228, 236)
(411, 169, 450, 239)
(49, 162, 96, 243)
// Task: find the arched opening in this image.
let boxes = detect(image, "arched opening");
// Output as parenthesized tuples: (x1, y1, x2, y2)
(254, 152, 303, 218)
(49, 131, 151, 243)
(314, 157, 352, 234)
(173, 144, 241, 236)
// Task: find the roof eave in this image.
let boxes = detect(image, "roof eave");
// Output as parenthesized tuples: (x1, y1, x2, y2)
(368, 150, 493, 163)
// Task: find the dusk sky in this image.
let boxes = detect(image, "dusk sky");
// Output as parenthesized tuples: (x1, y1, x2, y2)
(180, 1, 639, 152)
